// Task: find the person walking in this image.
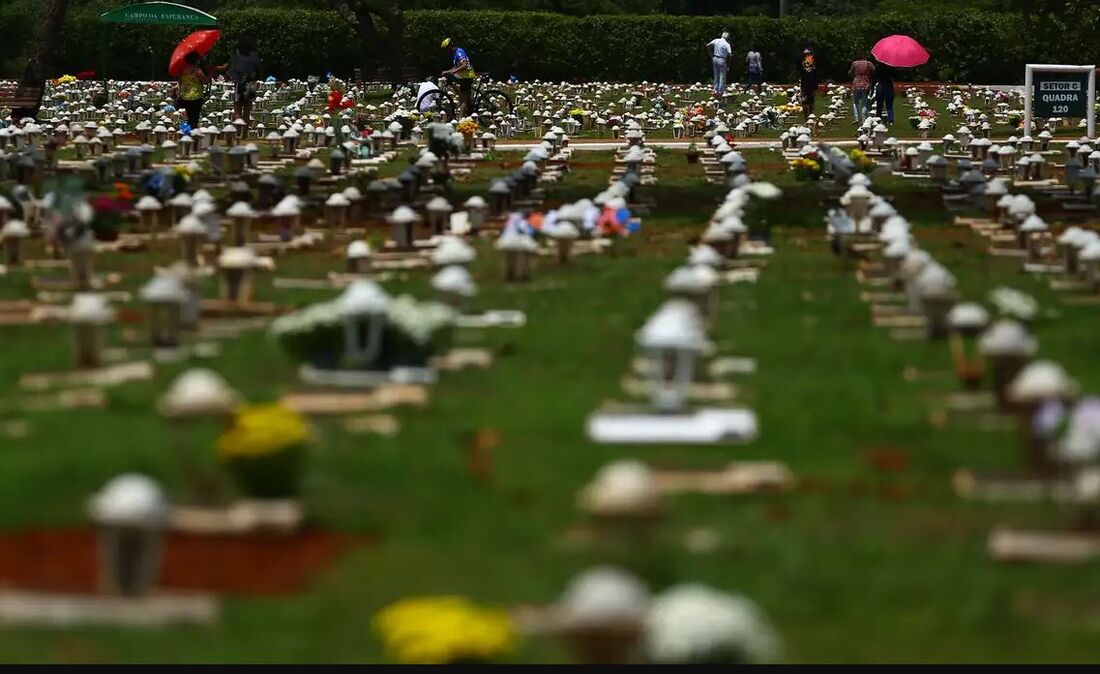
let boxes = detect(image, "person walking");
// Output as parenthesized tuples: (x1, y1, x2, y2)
(798, 46, 818, 119)
(746, 47, 764, 94)
(874, 59, 896, 123)
(706, 31, 732, 95)
(175, 51, 208, 128)
(223, 38, 263, 134)
(849, 54, 875, 124)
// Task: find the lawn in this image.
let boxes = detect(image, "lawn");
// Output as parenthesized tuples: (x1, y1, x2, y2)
(0, 145, 1097, 663)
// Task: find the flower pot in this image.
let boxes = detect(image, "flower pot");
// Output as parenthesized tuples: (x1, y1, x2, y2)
(991, 354, 1029, 411)
(563, 622, 642, 665)
(225, 445, 304, 499)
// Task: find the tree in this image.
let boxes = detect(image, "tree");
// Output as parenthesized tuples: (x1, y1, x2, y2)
(331, 1, 405, 73)
(16, 0, 68, 117)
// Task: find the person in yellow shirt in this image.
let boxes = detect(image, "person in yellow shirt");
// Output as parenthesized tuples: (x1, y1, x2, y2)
(176, 51, 209, 128)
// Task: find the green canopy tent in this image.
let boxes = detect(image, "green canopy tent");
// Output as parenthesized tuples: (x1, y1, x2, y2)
(98, 2, 218, 83)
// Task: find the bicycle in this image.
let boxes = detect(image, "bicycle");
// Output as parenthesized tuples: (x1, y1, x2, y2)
(416, 74, 514, 121)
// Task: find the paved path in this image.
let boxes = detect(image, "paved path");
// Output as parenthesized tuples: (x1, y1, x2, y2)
(497, 136, 1065, 152)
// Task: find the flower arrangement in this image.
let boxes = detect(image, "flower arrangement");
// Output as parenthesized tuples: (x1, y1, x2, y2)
(217, 403, 310, 460)
(270, 294, 455, 370)
(389, 110, 420, 136)
(645, 585, 780, 664)
(848, 148, 877, 174)
(910, 108, 938, 130)
(327, 76, 347, 96)
(216, 403, 311, 499)
(569, 107, 587, 122)
(1007, 112, 1023, 129)
(776, 103, 801, 116)
(990, 286, 1038, 324)
(86, 182, 134, 241)
(327, 89, 355, 114)
(457, 119, 479, 137)
(385, 295, 456, 349)
(172, 163, 194, 183)
(373, 596, 516, 664)
(113, 181, 133, 203)
(596, 203, 637, 237)
(789, 157, 822, 181)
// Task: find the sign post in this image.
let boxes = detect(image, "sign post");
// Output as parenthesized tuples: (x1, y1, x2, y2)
(1024, 64, 1096, 138)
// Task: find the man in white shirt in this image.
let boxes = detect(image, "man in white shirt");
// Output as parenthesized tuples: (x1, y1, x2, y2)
(417, 80, 441, 113)
(706, 31, 732, 94)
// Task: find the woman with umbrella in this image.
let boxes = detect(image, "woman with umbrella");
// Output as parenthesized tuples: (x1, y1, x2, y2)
(873, 59, 895, 124)
(871, 35, 930, 125)
(169, 30, 221, 129)
(176, 51, 209, 128)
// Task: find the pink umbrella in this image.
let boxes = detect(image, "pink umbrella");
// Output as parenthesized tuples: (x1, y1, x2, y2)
(871, 35, 930, 68)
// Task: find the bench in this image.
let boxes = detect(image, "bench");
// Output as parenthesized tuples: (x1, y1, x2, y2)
(0, 85, 44, 121)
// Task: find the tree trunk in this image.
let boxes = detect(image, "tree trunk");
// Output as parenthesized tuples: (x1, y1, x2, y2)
(381, 5, 405, 75)
(339, 1, 405, 78)
(16, 0, 68, 119)
(779, 0, 789, 18)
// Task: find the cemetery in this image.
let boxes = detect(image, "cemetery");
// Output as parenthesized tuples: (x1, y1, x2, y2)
(1, 0, 1100, 665)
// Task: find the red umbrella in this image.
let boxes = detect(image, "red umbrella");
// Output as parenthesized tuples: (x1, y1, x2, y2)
(871, 35, 930, 68)
(168, 30, 221, 78)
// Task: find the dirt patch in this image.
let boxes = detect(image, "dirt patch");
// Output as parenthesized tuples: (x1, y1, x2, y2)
(863, 447, 911, 473)
(875, 483, 916, 502)
(0, 528, 367, 595)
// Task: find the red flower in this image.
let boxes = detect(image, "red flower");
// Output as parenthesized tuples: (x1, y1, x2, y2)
(113, 182, 133, 202)
(90, 195, 128, 215)
(327, 90, 343, 113)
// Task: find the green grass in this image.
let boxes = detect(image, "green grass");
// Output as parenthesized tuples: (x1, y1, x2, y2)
(0, 148, 1098, 663)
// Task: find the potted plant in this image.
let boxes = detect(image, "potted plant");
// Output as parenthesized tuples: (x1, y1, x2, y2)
(377, 295, 456, 368)
(270, 299, 345, 369)
(789, 156, 823, 181)
(644, 585, 780, 664)
(457, 118, 479, 150)
(269, 293, 456, 371)
(216, 403, 311, 499)
(685, 142, 699, 164)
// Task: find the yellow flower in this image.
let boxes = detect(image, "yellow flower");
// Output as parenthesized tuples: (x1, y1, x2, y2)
(457, 119, 479, 135)
(374, 596, 516, 664)
(216, 403, 311, 460)
(848, 148, 877, 172)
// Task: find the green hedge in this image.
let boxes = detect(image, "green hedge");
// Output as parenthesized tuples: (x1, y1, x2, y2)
(2, 7, 1097, 84)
